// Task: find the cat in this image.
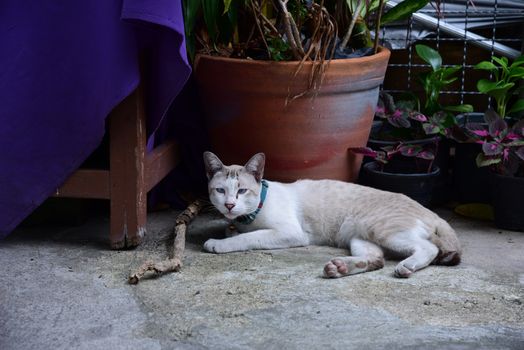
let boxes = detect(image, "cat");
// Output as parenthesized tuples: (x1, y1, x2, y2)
(202, 151, 461, 278)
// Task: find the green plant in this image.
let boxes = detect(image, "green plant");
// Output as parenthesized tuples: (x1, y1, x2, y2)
(415, 44, 473, 116)
(183, 0, 431, 62)
(474, 54, 524, 119)
(388, 44, 472, 140)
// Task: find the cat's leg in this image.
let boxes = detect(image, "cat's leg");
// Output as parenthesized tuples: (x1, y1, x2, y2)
(323, 238, 385, 278)
(380, 229, 439, 278)
(204, 228, 308, 253)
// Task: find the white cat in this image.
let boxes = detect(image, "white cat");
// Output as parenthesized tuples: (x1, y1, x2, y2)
(203, 152, 461, 278)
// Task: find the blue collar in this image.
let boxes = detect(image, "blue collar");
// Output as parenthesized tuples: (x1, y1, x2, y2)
(234, 180, 269, 225)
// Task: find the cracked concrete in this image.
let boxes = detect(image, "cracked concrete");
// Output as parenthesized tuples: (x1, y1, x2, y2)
(1, 208, 523, 349)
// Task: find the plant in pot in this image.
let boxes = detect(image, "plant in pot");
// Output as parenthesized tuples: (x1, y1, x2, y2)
(362, 44, 472, 204)
(183, 0, 431, 183)
(369, 44, 473, 163)
(465, 111, 524, 231)
(350, 141, 439, 206)
(452, 53, 524, 204)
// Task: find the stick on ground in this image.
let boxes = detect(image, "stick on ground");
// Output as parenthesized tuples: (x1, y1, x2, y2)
(128, 200, 203, 284)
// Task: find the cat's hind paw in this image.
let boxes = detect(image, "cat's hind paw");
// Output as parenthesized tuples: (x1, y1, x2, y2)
(323, 258, 367, 278)
(324, 259, 346, 278)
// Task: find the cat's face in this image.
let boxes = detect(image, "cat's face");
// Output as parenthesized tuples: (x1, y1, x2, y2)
(203, 152, 265, 220)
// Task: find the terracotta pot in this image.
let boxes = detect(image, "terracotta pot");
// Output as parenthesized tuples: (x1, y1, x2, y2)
(194, 48, 391, 182)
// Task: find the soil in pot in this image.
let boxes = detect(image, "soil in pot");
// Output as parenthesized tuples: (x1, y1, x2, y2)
(491, 173, 524, 232)
(360, 161, 440, 207)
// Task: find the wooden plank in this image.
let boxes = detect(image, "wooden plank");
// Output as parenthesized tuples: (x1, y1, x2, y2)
(145, 140, 180, 192)
(54, 169, 110, 199)
(109, 88, 147, 249)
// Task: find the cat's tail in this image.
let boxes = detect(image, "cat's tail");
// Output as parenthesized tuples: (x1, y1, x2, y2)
(431, 219, 462, 266)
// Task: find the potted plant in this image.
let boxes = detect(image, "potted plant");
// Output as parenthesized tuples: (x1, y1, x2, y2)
(183, 0, 431, 182)
(465, 111, 524, 231)
(368, 90, 439, 167)
(351, 142, 439, 206)
(369, 44, 473, 162)
(358, 44, 472, 205)
(452, 54, 524, 204)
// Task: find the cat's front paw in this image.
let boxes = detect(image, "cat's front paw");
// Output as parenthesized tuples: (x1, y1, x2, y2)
(203, 239, 228, 254)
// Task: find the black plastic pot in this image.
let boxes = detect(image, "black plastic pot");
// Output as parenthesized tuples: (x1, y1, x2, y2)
(452, 113, 491, 203)
(360, 161, 440, 207)
(367, 125, 450, 204)
(491, 173, 524, 232)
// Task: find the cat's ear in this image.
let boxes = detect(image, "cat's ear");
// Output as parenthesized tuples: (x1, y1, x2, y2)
(244, 153, 265, 182)
(203, 151, 224, 179)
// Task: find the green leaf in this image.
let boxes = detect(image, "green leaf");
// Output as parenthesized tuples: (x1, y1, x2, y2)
(476, 153, 501, 167)
(440, 66, 461, 79)
(202, 0, 220, 42)
(513, 55, 524, 64)
(440, 77, 458, 85)
(474, 61, 498, 71)
(477, 79, 514, 97)
(415, 44, 442, 71)
(346, 0, 367, 17)
(367, 0, 383, 13)
(184, 0, 202, 33)
(476, 79, 497, 93)
(508, 99, 524, 115)
(492, 56, 508, 68)
(508, 66, 524, 79)
(346, 0, 382, 16)
(510, 55, 524, 69)
(183, 0, 202, 60)
(381, 0, 429, 25)
(223, 0, 232, 14)
(444, 104, 474, 113)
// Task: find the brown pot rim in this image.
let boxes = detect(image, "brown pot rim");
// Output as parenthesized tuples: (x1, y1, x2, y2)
(194, 46, 391, 68)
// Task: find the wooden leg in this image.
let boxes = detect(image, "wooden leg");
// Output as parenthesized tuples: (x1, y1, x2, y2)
(55, 85, 180, 249)
(109, 89, 147, 249)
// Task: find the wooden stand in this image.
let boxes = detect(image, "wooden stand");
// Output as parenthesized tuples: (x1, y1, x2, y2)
(54, 87, 179, 249)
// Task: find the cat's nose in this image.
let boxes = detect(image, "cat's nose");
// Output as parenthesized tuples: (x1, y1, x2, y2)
(225, 203, 235, 211)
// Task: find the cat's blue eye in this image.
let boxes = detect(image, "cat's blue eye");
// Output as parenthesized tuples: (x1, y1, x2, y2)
(237, 188, 248, 195)
(215, 188, 225, 194)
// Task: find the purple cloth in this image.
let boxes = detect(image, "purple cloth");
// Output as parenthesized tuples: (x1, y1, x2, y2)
(0, 0, 190, 238)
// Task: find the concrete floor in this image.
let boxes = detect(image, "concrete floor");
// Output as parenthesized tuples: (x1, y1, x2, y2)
(1, 207, 523, 350)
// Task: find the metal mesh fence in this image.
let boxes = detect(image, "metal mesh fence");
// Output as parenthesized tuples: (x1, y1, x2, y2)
(380, 0, 524, 112)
